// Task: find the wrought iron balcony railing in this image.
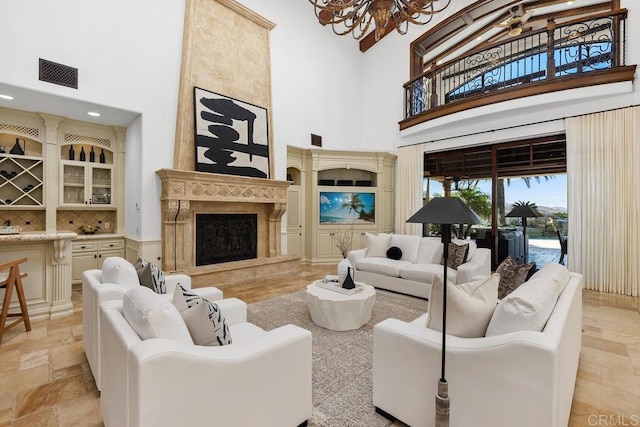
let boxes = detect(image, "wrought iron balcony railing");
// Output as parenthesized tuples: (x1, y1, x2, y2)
(401, 10, 633, 130)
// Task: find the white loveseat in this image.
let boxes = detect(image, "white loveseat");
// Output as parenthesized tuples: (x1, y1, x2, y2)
(348, 234, 491, 298)
(82, 257, 223, 390)
(373, 265, 583, 427)
(99, 293, 312, 427)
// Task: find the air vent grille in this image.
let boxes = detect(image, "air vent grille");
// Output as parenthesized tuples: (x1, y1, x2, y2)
(39, 58, 78, 89)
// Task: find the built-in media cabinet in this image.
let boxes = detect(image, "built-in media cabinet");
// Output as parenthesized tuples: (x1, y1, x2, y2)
(287, 147, 396, 264)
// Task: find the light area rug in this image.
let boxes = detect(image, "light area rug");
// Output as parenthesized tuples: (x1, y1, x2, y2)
(247, 289, 427, 427)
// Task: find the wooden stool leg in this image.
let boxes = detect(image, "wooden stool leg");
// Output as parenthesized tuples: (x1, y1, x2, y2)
(0, 260, 31, 345)
(0, 272, 15, 344)
(14, 267, 31, 332)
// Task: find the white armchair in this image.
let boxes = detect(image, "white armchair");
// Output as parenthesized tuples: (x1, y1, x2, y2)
(99, 296, 312, 427)
(82, 257, 223, 390)
(373, 273, 583, 427)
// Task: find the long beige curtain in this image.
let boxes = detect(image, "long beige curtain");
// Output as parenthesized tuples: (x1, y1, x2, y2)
(395, 144, 424, 236)
(565, 106, 640, 296)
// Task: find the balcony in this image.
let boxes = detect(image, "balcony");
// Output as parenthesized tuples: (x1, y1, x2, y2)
(400, 10, 635, 130)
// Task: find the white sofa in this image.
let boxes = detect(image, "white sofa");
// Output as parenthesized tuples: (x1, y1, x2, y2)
(82, 257, 223, 390)
(99, 295, 312, 427)
(348, 234, 491, 298)
(373, 266, 583, 427)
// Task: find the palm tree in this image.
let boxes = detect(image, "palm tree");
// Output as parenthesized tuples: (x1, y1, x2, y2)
(341, 193, 365, 218)
(496, 176, 554, 225)
(454, 183, 491, 237)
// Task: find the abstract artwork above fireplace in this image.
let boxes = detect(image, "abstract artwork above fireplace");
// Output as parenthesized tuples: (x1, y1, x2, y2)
(193, 87, 270, 179)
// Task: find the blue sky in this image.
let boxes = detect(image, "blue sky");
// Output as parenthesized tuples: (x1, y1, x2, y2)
(426, 174, 567, 208)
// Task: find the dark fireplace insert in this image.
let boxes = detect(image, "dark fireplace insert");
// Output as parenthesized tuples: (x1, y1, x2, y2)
(195, 213, 257, 266)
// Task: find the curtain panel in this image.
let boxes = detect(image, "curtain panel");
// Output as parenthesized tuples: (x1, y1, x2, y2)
(395, 144, 424, 236)
(565, 106, 640, 296)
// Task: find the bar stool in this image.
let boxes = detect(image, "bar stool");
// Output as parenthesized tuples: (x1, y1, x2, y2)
(0, 257, 31, 345)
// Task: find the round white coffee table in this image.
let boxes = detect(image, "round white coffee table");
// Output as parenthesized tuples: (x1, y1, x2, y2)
(306, 281, 376, 331)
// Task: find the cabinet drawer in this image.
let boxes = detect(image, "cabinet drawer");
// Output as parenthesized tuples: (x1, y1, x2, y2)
(72, 241, 98, 252)
(98, 239, 124, 251)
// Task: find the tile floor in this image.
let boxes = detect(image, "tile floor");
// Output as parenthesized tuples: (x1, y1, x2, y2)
(1, 264, 639, 426)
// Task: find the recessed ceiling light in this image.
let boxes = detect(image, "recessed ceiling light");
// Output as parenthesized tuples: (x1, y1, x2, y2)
(88, 112, 101, 117)
(0, 94, 14, 100)
(477, 36, 482, 41)
(567, 1, 574, 4)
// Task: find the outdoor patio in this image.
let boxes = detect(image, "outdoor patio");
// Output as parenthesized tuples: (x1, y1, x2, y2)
(528, 238, 563, 268)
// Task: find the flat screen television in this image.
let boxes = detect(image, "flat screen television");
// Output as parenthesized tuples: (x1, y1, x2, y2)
(319, 191, 375, 225)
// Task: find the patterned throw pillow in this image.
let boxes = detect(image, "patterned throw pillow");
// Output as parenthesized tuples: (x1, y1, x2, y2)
(134, 258, 166, 294)
(496, 256, 536, 299)
(446, 242, 469, 270)
(172, 285, 232, 346)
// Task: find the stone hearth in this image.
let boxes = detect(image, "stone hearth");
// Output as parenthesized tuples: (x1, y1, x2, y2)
(157, 169, 300, 289)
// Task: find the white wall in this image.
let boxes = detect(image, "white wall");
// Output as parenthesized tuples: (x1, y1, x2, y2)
(0, 0, 185, 241)
(238, 0, 378, 178)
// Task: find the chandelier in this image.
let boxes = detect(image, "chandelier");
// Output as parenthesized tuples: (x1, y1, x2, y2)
(309, 0, 452, 41)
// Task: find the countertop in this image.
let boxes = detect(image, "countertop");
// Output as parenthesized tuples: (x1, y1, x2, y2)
(0, 230, 78, 242)
(74, 233, 124, 240)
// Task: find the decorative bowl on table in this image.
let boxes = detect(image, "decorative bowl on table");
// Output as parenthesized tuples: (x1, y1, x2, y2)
(79, 225, 99, 234)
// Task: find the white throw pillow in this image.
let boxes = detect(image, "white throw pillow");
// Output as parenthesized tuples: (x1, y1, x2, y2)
(390, 234, 423, 264)
(365, 232, 391, 257)
(485, 275, 565, 336)
(426, 273, 499, 338)
(102, 256, 139, 289)
(529, 263, 570, 290)
(123, 286, 193, 344)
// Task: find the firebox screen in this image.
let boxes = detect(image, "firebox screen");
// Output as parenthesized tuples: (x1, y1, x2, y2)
(195, 214, 258, 266)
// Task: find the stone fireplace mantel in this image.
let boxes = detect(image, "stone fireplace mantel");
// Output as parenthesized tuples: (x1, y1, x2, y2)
(157, 168, 298, 287)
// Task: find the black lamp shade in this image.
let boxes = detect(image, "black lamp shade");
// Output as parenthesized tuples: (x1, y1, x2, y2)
(505, 205, 542, 218)
(406, 197, 482, 225)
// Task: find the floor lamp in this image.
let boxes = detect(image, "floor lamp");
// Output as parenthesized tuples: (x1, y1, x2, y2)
(407, 197, 481, 427)
(505, 205, 542, 264)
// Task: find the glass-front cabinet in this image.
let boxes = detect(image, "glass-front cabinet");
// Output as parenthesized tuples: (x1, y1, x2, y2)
(60, 144, 114, 207)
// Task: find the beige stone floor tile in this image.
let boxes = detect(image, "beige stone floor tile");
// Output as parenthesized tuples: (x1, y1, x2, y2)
(582, 334, 628, 356)
(13, 407, 56, 427)
(71, 323, 83, 338)
(573, 377, 640, 419)
(576, 358, 602, 384)
(56, 390, 102, 427)
(0, 348, 19, 376)
(0, 365, 49, 395)
(0, 323, 48, 347)
(15, 374, 87, 418)
(50, 340, 86, 371)
(19, 328, 74, 354)
(19, 349, 49, 371)
(0, 393, 13, 425)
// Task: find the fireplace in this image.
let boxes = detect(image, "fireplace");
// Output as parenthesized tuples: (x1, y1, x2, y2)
(195, 214, 257, 266)
(157, 169, 300, 288)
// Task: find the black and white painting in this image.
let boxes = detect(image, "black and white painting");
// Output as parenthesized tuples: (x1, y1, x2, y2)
(193, 87, 270, 178)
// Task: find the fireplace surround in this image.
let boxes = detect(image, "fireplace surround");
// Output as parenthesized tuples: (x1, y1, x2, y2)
(157, 169, 299, 288)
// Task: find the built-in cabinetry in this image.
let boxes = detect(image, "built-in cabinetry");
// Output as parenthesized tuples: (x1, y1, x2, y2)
(0, 153, 43, 207)
(71, 236, 125, 284)
(60, 148, 114, 206)
(0, 107, 126, 320)
(287, 147, 396, 265)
